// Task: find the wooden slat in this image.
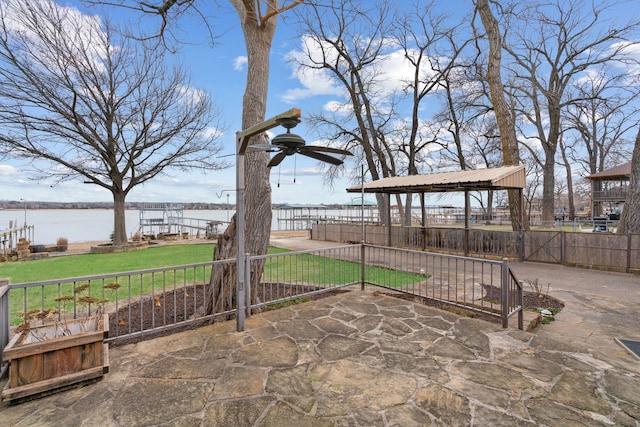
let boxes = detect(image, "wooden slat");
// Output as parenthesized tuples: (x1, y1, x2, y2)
(1, 366, 104, 402)
(3, 330, 103, 360)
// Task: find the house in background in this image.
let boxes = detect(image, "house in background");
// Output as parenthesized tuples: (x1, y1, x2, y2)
(586, 162, 631, 218)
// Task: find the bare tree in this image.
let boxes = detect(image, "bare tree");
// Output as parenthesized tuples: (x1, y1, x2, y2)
(207, 0, 303, 315)
(502, 0, 640, 226)
(564, 69, 640, 176)
(102, 0, 305, 314)
(618, 128, 640, 233)
(392, 1, 472, 225)
(290, 0, 397, 224)
(558, 140, 576, 220)
(474, 0, 523, 230)
(0, 0, 224, 245)
(522, 156, 543, 223)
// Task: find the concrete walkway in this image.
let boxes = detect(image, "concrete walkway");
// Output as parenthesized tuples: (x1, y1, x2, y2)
(1, 238, 639, 426)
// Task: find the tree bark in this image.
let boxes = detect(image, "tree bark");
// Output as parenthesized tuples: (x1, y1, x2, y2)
(112, 191, 128, 245)
(617, 128, 640, 234)
(560, 141, 575, 220)
(205, 1, 277, 316)
(476, 0, 523, 231)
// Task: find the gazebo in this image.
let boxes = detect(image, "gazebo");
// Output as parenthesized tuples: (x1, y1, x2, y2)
(346, 165, 526, 256)
(586, 162, 631, 218)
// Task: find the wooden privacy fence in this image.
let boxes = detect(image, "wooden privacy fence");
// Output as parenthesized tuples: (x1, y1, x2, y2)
(311, 224, 640, 273)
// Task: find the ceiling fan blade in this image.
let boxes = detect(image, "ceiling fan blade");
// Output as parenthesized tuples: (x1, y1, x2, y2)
(247, 143, 275, 152)
(268, 151, 287, 167)
(299, 149, 344, 165)
(303, 146, 353, 156)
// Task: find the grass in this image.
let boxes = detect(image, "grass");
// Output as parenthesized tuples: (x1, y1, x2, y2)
(2, 244, 216, 325)
(3, 244, 424, 326)
(261, 248, 422, 287)
(0, 243, 216, 284)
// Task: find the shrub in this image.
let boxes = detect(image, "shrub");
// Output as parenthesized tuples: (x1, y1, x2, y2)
(56, 237, 68, 252)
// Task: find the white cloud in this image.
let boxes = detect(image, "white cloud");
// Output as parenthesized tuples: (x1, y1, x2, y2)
(0, 165, 18, 176)
(178, 85, 207, 106)
(324, 100, 353, 115)
(2, 0, 106, 75)
(281, 36, 345, 103)
(281, 35, 446, 108)
(200, 126, 224, 139)
(233, 56, 247, 71)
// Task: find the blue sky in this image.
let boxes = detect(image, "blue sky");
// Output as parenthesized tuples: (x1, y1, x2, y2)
(0, 0, 378, 206)
(1, 0, 638, 208)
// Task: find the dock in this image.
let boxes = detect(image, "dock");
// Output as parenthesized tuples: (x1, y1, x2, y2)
(0, 222, 34, 256)
(135, 203, 225, 240)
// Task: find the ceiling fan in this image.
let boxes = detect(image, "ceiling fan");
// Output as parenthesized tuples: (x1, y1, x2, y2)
(251, 117, 352, 168)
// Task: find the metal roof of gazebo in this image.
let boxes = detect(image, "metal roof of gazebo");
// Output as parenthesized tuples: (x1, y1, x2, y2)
(346, 165, 525, 194)
(586, 162, 631, 180)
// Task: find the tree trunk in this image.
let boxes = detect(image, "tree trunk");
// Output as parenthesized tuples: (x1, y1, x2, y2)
(618, 128, 640, 234)
(112, 191, 128, 245)
(205, 2, 276, 316)
(560, 141, 575, 220)
(376, 193, 390, 226)
(476, 0, 523, 231)
(541, 152, 556, 226)
(403, 194, 412, 226)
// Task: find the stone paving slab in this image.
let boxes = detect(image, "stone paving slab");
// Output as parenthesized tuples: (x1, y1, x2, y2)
(2, 286, 639, 426)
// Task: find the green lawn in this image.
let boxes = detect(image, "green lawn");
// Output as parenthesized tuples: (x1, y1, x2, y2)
(1, 244, 216, 325)
(0, 243, 215, 284)
(262, 248, 420, 286)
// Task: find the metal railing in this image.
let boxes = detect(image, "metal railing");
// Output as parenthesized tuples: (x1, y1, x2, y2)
(0, 279, 9, 379)
(1, 244, 523, 375)
(0, 260, 235, 346)
(361, 245, 523, 328)
(247, 245, 363, 314)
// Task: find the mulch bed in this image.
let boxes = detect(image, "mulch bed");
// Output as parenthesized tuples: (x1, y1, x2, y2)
(376, 283, 565, 326)
(481, 284, 565, 311)
(374, 290, 504, 325)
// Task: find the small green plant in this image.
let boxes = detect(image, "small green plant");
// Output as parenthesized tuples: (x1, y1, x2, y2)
(536, 307, 560, 324)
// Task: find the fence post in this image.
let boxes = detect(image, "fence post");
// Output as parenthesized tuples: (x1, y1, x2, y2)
(360, 244, 366, 291)
(518, 229, 524, 262)
(627, 232, 632, 273)
(236, 252, 249, 333)
(517, 280, 524, 331)
(1, 278, 10, 379)
(245, 253, 252, 320)
(501, 260, 509, 328)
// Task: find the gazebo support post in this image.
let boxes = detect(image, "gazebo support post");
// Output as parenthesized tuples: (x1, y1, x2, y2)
(387, 193, 392, 247)
(464, 190, 470, 257)
(421, 192, 426, 251)
(519, 189, 525, 262)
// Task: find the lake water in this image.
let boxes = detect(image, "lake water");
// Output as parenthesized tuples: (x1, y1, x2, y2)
(0, 209, 233, 245)
(0, 207, 374, 245)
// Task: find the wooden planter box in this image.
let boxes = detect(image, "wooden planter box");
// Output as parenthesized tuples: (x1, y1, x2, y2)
(2, 314, 109, 403)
